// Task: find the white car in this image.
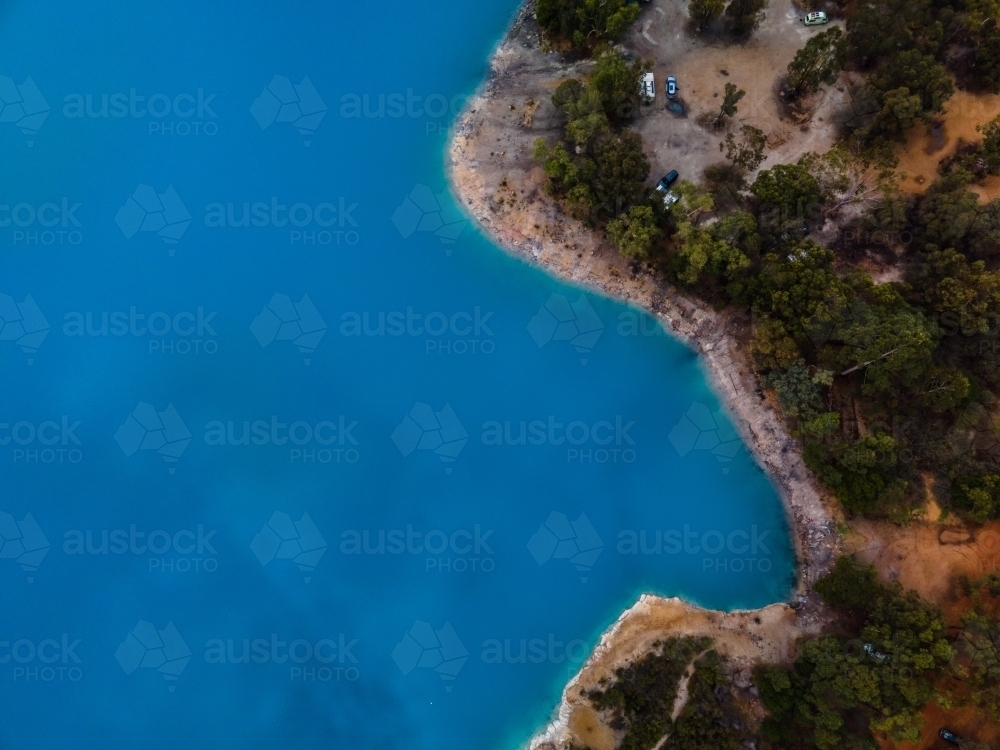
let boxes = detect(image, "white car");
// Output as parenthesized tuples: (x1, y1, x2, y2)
(803, 11, 828, 24)
(641, 72, 655, 104)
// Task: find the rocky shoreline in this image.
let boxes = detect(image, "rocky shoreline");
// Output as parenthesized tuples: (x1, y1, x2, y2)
(446, 2, 840, 747)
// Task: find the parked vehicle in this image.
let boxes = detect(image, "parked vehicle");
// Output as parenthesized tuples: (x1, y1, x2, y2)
(803, 11, 828, 24)
(656, 171, 680, 206)
(641, 72, 655, 104)
(939, 729, 961, 745)
(666, 76, 677, 100)
(656, 170, 678, 191)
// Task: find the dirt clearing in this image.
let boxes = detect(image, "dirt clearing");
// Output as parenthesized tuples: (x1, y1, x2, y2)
(626, 0, 846, 184)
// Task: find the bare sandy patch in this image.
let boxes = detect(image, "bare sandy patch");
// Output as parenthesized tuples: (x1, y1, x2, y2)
(893, 89, 1000, 199)
(845, 517, 1000, 619)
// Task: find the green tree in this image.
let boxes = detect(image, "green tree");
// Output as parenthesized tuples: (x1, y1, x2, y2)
(916, 365, 971, 413)
(953, 474, 1000, 521)
(958, 573, 1000, 717)
(868, 49, 954, 115)
(799, 144, 897, 218)
(533, 139, 579, 194)
(689, 0, 726, 29)
(814, 556, 883, 612)
(672, 220, 751, 285)
(536, 0, 641, 49)
(738, 242, 846, 339)
(720, 124, 768, 173)
(764, 359, 833, 420)
(608, 204, 660, 259)
(974, 19, 1000, 93)
(758, 570, 952, 747)
(978, 114, 1000, 175)
(591, 129, 650, 218)
(716, 82, 746, 125)
(917, 169, 1000, 259)
(711, 210, 760, 260)
(750, 317, 802, 371)
(751, 163, 821, 213)
(869, 86, 924, 139)
(786, 27, 847, 96)
(724, 0, 767, 35)
(673, 221, 750, 286)
(751, 163, 821, 238)
(552, 78, 612, 149)
(536, 59, 654, 224)
(837, 290, 937, 395)
(845, 0, 940, 67)
(588, 50, 653, 124)
(913, 248, 1000, 334)
(672, 179, 716, 222)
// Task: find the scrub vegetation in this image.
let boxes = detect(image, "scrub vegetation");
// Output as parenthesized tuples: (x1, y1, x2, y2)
(575, 557, 1000, 750)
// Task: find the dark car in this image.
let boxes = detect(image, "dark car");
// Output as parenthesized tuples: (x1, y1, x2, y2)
(656, 170, 678, 191)
(939, 729, 961, 745)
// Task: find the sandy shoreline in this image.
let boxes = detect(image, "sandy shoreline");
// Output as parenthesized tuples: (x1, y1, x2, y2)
(446, 2, 840, 747)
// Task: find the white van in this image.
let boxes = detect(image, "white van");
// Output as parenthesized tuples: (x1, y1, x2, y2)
(641, 73, 655, 104)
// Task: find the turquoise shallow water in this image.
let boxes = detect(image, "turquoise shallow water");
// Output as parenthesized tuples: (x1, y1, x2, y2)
(0, 0, 794, 747)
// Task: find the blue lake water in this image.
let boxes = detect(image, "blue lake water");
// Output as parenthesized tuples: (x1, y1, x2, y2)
(0, 0, 794, 747)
